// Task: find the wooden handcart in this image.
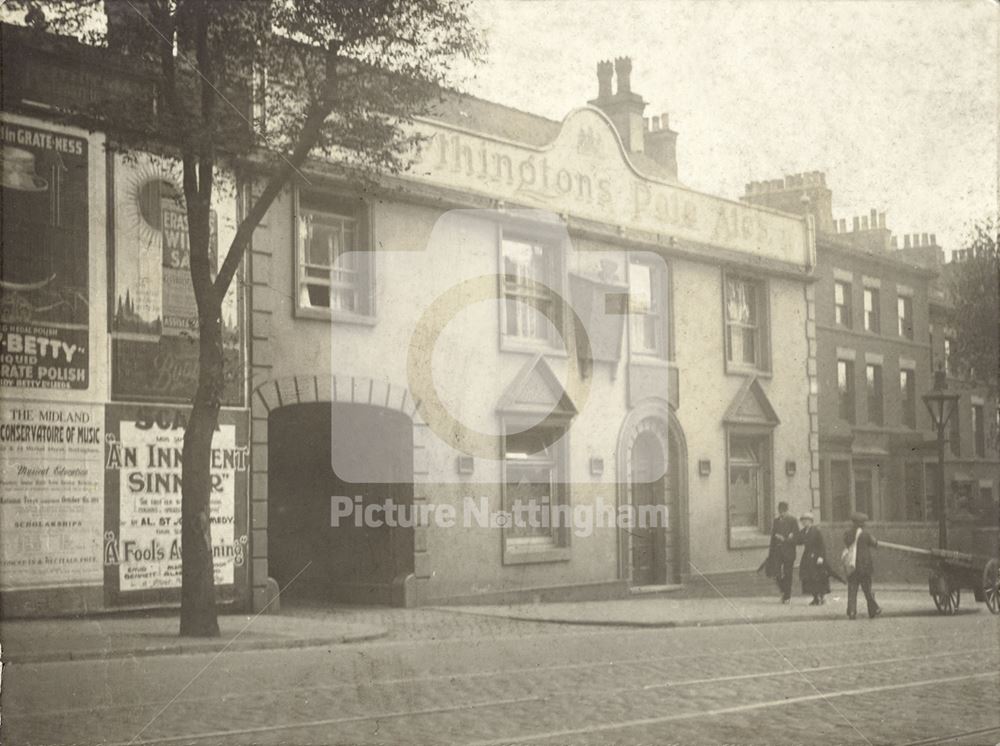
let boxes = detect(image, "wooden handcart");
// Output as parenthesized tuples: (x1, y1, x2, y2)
(879, 541, 999, 615)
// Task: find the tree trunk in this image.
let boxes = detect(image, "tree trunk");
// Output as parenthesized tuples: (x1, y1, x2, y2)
(180, 301, 224, 637)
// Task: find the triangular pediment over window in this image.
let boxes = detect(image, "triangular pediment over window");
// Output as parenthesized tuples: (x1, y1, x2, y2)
(497, 354, 577, 417)
(723, 377, 780, 426)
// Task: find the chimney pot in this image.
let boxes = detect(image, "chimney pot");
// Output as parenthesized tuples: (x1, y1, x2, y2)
(596, 60, 613, 99)
(862, 216, 869, 230)
(853, 217, 861, 232)
(921, 232, 928, 246)
(652, 115, 660, 131)
(660, 112, 669, 129)
(614, 57, 632, 94)
(891, 236, 898, 248)
(930, 233, 937, 246)
(870, 208, 877, 226)
(904, 235, 911, 248)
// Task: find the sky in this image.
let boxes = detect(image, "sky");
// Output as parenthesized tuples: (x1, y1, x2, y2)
(455, 0, 998, 255)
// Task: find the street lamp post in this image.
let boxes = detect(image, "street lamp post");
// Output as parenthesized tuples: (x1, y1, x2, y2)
(922, 367, 960, 549)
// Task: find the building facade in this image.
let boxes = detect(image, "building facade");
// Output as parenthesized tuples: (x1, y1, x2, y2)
(245, 60, 818, 609)
(1, 26, 820, 616)
(744, 175, 998, 573)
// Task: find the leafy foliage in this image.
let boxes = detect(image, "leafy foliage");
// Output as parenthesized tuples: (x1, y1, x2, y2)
(947, 219, 999, 393)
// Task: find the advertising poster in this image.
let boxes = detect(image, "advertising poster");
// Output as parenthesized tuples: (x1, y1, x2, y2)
(0, 401, 104, 590)
(110, 153, 242, 404)
(0, 121, 90, 390)
(103, 405, 249, 602)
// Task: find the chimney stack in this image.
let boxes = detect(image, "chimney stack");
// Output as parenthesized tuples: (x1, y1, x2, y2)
(589, 57, 646, 154)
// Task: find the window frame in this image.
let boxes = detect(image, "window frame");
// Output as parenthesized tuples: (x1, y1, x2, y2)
(866, 362, 884, 426)
(725, 426, 774, 548)
(834, 280, 853, 328)
(500, 416, 572, 565)
(498, 227, 566, 352)
(864, 287, 880, 333)
(627, 256, 670, 360)
(837, 358, 856, 424)
(292, 187, 375, 324)
(897, 295, 913, 339)
(900, 368, 916, 429)
(722, 270, 771, 375)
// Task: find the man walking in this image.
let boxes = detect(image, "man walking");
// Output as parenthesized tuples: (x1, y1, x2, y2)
(768, 501, 799, 603)
(843, 511, 882, 619)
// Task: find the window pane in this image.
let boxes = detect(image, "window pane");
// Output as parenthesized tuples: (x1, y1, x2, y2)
(838, 360, 855, 423)
(866, 364, 883, 426)
(900, 369, 916, 428)
(502, 238, 557, 340)
(830, 461, 851, 522)
(729, 435, 766, 530)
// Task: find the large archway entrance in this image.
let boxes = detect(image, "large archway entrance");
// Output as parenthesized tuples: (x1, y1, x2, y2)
(268, 402, 414, 605)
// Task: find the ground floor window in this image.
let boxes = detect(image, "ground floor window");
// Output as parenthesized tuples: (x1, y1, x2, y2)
(727, 432, 772, 535)
(501, 420, 569, 559)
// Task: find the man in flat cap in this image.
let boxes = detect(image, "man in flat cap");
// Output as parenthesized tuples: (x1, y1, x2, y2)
(843, 511, 881, 619)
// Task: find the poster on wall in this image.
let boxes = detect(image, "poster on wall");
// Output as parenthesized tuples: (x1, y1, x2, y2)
(103, 405, 249, 602)
(0, 120, 90, 391)
(0, 401, 104, 590)
(110, 153, 242, 404)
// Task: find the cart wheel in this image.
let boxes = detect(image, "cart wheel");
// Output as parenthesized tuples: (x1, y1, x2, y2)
(984, 558, 1000, 615)
(932, 589, 959, 615)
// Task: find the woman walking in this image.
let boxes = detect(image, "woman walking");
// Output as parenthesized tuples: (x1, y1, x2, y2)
(798, 512, 830, 605)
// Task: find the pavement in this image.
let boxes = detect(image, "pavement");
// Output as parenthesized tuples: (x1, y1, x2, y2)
(0, 583, 972, 664)
(0, 611, 388, 664)
(438, 585, 948, 629)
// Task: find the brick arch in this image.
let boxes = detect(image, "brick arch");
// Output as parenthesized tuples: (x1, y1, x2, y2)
(252, 374, 421, 419)
(248, 374, 428, 611)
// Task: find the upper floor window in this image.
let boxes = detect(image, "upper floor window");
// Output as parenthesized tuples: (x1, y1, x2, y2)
(629, 260, 667, 357)
(866, 363, 883, 426)
(501, 235, 562, 345)
(296, 191, 372, 319)
(900, 368, 916, 429)
(944, 337, 954, 376)
(834, 280, 852, 327)
(864, 287, 880, 333)
(972, 404, 985, 458)
(897, 295, 913, 339)
(724, 274, 769, 371)
(838, 359, 855, 424)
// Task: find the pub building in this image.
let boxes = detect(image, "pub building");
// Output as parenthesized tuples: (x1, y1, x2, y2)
(1, 20, 817, 617)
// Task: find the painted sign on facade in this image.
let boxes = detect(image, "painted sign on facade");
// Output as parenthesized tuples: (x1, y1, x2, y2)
(0, 121, 90, 390)
(103, 405, 249, 597)
(110, 153, 242, 404)
(410, 108, 813, 269)
(0, 401, 104, 590)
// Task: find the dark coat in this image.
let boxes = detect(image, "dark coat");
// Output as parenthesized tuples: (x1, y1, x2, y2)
(770, 514, 799, 560)
(798, 525, 831, 595)
(843, 527, 878, 576)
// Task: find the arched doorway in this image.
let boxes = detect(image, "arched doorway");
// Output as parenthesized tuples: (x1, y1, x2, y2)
(268, 402, 414, 605)
(618, 403, 686, 586)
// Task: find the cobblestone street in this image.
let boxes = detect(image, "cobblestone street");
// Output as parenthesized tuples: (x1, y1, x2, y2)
(3, 608, 998, 745)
